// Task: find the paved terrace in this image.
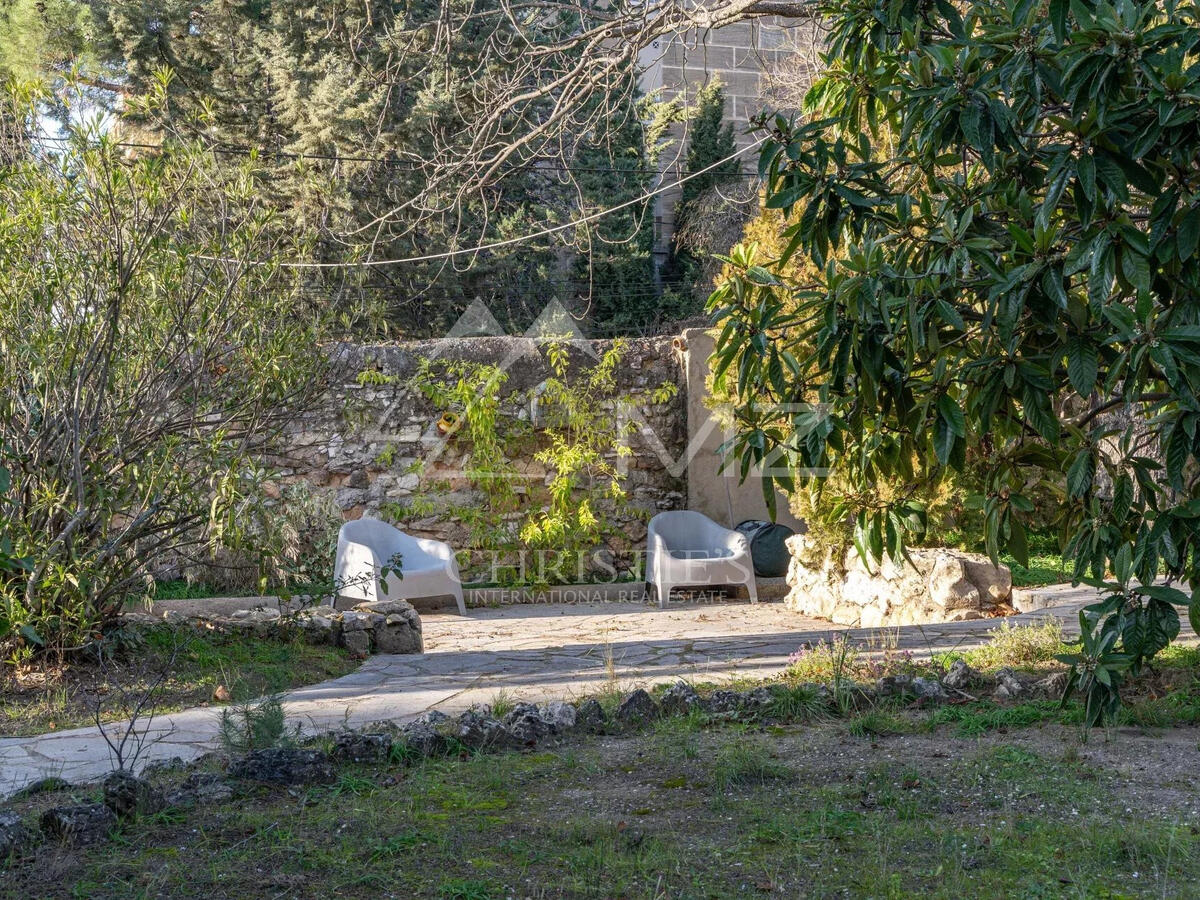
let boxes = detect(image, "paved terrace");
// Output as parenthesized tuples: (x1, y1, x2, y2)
(0, 584, 1164, 798)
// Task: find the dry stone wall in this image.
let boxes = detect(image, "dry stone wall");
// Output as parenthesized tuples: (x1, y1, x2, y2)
(271, 336, 688, 581)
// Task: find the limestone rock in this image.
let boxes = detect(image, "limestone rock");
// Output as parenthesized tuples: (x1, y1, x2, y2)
(703, 690, 743, 714)
(539, 700, 578, 733)
(355, 600, 423, 654)
(452, 710, 516, 750)
(332, 731, 394, 763)
(910, 677, 948, 703)
(993, 667, 1027, 701)
(1035, 671, 1071, 698)
(340, 629, 371, 657)
(784, 535, 1012, 627)
(942, 659, 975, 691)
(0, 810, 30, 858)
(503, 704, 551, 745)
(659, 681, 701, 716)
(400, 711, 451, 758)
(40, 803, 116, 845)
(228, 748, 335, 785)
(876, 674, 914, 698)
(166, 773, 233, 807)
(102, 771, 165, 819)
(574, 699, 608, 733)
(739, 686, 777, 714)
(616, 689, 659, 727)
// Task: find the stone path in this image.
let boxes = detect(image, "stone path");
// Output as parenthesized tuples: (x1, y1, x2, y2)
(0, 583, 1173, 798)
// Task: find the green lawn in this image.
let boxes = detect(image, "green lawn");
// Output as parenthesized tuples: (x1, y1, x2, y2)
(0, 628, 357, 737)
(6, 718, 1198, 898)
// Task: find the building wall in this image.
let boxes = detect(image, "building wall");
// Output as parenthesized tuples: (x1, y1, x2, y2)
(638, 19, 802, 259)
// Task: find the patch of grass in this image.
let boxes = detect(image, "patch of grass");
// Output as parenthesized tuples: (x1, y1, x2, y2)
(711, 740, 792, 790)
(847, 707, 917, 737)
(766, 682, 829, 721)
(8, 722, 1200, 898)
(926, 699, 1067, 736)
(0, 627, 356, 737)
(1002, 552, 1069, 587)
(951, 618, 1072, 671)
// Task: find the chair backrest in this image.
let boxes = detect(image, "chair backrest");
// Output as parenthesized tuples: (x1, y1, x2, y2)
(339, 517, 419, 560)
(649, 510, 729, 552)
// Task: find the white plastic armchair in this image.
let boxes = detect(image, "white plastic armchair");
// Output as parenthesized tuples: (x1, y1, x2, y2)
(335, 518, 466, 615)
(645, 510, 757, 608)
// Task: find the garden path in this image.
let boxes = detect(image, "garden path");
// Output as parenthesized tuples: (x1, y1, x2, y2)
(0, 583, 1171, 797)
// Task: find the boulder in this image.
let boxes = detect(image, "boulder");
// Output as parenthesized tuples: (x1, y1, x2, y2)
(659, 681, 702, 716)
(993, 667, 1027, 701)
(1035, 671, 1071, 698)
(574, 699, 608, 734)
(228, 748, 336, 785)
(539, 700, 578, 733)
(703, 690, 743, 714)
(784, 535, 1012, 626)
(452, 710, 516, 750)
(910, 677, 948, 703)
(615, 689, 659, 727)
(400, 711, 451, 758)
(0, 811, 30, 858)
(942, 659, 975, 691)
(738, 686, 777, 714)
(875, 674, 914, 698)
(102, 771, 165, 819)
(332, 731, 394, 763)
(40, 803, 116, 845)
(166, 773, 233, 807)
(503, 704, 551, 745)
(353, 600, 423, 654)
(340, 629, 372, 657)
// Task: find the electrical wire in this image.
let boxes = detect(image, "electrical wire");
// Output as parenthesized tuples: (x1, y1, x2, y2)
(197, 137, 766, 270)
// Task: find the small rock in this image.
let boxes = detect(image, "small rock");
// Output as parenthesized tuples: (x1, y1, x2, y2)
(0, 811, 30, 858)
(659, 681, 701, 716)
(503, 704, 551, 745)
(538, 700, 577, 733)
(703, 690, 743, 714)
(739, 686, 777, 714)
(357, 599, 422, 655)
(942, 659, 974, 691)
(616, 689, 659, 727)
(875, 674, 914, 697)
(1035, 671, 1070, 698)
(340, 629, 371, 657)
(166, 773, 233, 808)
(102, 771, 165, 819)
(993, 667, 1027, 701)
(332, 731, 393, 763)
(340, 611, 372, 632)
(452, 710, 516, 750)
(40, 803, 116, 845)
(574, 699, 608, 733)
(910, 677, 948, 703)
(228, 748, 335, 785)
(399, 711, 451, 758)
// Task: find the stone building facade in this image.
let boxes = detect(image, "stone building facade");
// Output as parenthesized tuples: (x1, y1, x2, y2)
(273, 336, 689, 581)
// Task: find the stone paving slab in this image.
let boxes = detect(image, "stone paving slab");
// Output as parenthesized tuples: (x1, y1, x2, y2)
(1, 583, 1181, 798)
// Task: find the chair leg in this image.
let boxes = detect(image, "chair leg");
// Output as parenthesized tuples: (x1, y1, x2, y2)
(452, 583, 467, 616)
(657, 583, 671, 609)
(746, 579, 759, 604)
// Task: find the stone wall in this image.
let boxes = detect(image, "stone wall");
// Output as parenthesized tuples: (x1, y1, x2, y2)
(783, 535, 1014, 627)
(271, 336, 688, 581)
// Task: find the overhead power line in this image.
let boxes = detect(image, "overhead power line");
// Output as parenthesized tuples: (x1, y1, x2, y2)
(198, 137, 767, 271)
(38, 134, 759, 179)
